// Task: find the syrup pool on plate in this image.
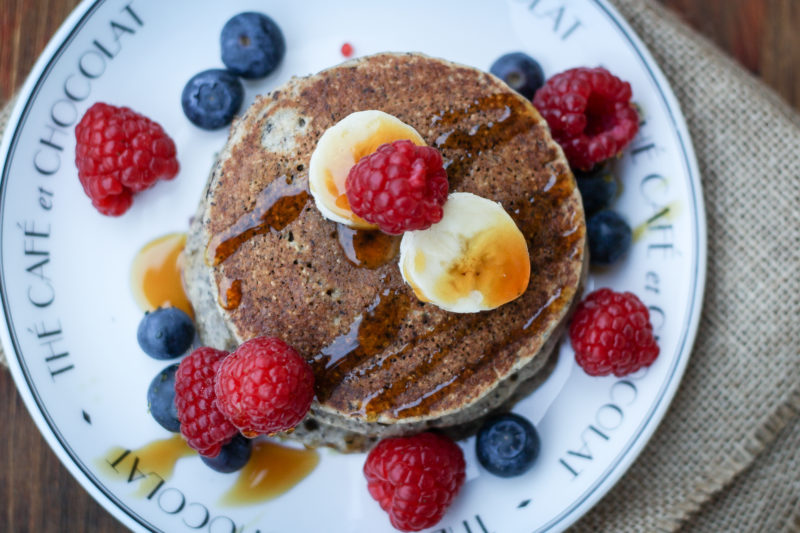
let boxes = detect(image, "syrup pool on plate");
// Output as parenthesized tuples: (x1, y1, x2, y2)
(130, 232, 193, 318)
(220, 441, 320, 505)
(100, 437, 319, 503)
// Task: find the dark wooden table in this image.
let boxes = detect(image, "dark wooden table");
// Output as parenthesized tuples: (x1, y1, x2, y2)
(1, 1, 798, 531)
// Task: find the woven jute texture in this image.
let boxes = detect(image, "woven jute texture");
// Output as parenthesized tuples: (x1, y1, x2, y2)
(1, 0, 799, 531)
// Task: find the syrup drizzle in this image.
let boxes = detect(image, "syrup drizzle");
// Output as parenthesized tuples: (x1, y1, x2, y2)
(336, 224, 400, 269)
(431, 93, 538, 187)
(218, 277, 243, 310)
(312, 287, 412, 404)
(207, 176, 309, 266)
(360, 313, 481, 417)
(398, 287, 568, 417)
(371, 286, 568, 418)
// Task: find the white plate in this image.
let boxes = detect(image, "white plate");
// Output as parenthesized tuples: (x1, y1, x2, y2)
(0, 1, 705, 531)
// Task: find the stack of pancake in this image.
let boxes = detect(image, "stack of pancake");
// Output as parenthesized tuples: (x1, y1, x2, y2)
(183, 53, 586, 451)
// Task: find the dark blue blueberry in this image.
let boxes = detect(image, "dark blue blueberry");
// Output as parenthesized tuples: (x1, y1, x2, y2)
(489, 52, 545, 100)
(201, 434, 252, 473)
(587, 209, 633, 266)
(147, 363, 180, 432)
(181, 69, 244, 130)
(220, 12, 285, 79)
(575, 165, 619, 215)
(137, 307, 195, 360)
(476, 413, 540, 477)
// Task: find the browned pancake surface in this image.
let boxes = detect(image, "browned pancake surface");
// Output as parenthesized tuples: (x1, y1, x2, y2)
(201, 53, 585, 424)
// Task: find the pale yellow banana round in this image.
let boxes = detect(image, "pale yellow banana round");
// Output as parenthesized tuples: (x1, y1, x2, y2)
(308, 110, 425, 228)
(399, 192, 531, 313)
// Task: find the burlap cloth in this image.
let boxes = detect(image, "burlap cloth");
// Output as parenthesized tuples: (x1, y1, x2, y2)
(1, 0, 798, 531)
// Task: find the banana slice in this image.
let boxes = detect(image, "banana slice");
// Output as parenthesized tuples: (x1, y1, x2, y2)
(399, 192, 531, 313)
(309, 110, 426, 228)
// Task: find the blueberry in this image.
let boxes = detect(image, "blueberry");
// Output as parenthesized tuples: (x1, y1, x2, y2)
(181, 69, 244, 130)
(575, 165, 619, 216)
(476, 413, 540, 477)
(489, 52, 545, 100)
(137, 307, 195, 360)
(201, 434, 252, 473)
(147, 363, 180, 432)
(587, 209, 633, 266)
(220, 12, 285, 79)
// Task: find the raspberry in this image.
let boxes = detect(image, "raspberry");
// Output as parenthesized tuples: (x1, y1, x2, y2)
(214, 337, 314, 436)
(533, 67, 639, 171)
(569, 288, 659, 377)
(345, 140, 449, 234)
(174, 347, 238, 457)
(364, 432, 466, 532)
(74, 102, 179, 216)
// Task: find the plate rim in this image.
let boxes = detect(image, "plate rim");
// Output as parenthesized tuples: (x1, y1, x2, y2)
(0, 1, 707, 532)
(536, 2, 708, 528)
(0, 4, 159, 532)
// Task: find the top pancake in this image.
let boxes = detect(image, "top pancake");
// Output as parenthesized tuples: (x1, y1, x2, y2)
(186, 53, 585, 429)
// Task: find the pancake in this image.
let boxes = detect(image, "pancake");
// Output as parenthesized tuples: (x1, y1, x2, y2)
(183, 52, 586, 448)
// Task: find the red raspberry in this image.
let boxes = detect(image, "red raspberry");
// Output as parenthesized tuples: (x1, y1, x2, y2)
(533, 67, 639, 171)
(174, 347, 238, 457)
(345, 140, 449, 234)
(364, 432, 466, 532)
(214, 337, 314, 436)
(569, 288, 659, 377)
(74, 102, 179, 216)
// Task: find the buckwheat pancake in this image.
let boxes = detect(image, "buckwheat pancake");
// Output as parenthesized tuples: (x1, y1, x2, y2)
(183, 52, 586, 448)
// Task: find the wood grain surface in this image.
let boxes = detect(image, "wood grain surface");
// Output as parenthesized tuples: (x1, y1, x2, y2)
(0, 1, 798, 532)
